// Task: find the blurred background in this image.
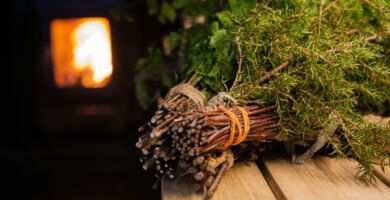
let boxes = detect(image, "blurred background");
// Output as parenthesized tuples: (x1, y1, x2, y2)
(5, 0, 169, 199)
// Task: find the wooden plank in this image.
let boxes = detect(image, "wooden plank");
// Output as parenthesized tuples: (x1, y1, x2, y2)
(261, 156, 390, 200)
(161, 161, 276, 200)
(362, 114, 389, 126)
(374, 165, 390, 187)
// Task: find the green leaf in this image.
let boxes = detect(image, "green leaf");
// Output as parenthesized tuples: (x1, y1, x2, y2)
(211, 21, 220, 34)
(210, 29, 228, 48)
(216, 11, 233, 27)
(159, 1, 177, 23)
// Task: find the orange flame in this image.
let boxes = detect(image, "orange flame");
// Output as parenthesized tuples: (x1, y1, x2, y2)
(51, 18, 113, 88)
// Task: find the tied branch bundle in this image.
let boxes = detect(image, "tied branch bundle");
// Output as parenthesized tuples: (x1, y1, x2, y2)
(170, 105, 278, 158)
(136, 89, 279, 196)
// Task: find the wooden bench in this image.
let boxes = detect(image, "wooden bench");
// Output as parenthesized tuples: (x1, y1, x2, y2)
(162, 156, 390, 200)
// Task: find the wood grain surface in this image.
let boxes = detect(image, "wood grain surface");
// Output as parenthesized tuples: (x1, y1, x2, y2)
(374, 165, 390, 187)
(162, 161, 276, 200)
(261, 156, 390, 200)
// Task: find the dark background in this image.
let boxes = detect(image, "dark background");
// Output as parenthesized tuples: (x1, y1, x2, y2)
(5, 0, 167, 199)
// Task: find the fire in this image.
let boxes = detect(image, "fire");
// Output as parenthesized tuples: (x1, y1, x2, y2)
(51, 18, 113, 88)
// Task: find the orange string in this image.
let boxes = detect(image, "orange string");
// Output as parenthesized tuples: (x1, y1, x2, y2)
(218, 106, 240, 149)
(218, 106, 250, 149)
(234, 106, 250, 144)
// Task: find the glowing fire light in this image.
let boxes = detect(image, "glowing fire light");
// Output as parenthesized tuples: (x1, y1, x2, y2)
(51, 18, 113, 88)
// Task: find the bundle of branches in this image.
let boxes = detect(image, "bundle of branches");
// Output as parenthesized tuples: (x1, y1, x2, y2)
(137, 86, 279, 196)
(134, 0, 390, 197)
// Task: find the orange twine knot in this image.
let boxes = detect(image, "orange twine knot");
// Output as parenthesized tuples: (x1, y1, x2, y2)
(218, 106, 250, 149)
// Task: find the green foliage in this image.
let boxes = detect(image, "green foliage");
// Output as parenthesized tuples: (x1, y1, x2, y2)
(224, 2, 389, 178)
(169, 32, 181, 52)
(135, 48, 175, 109)
(135, 0, 390, 178)
(339, 123, 390, 180)
(158, 1, 177, 23)
(145, 0, 220, 24)
(227, 0, 257, 14)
